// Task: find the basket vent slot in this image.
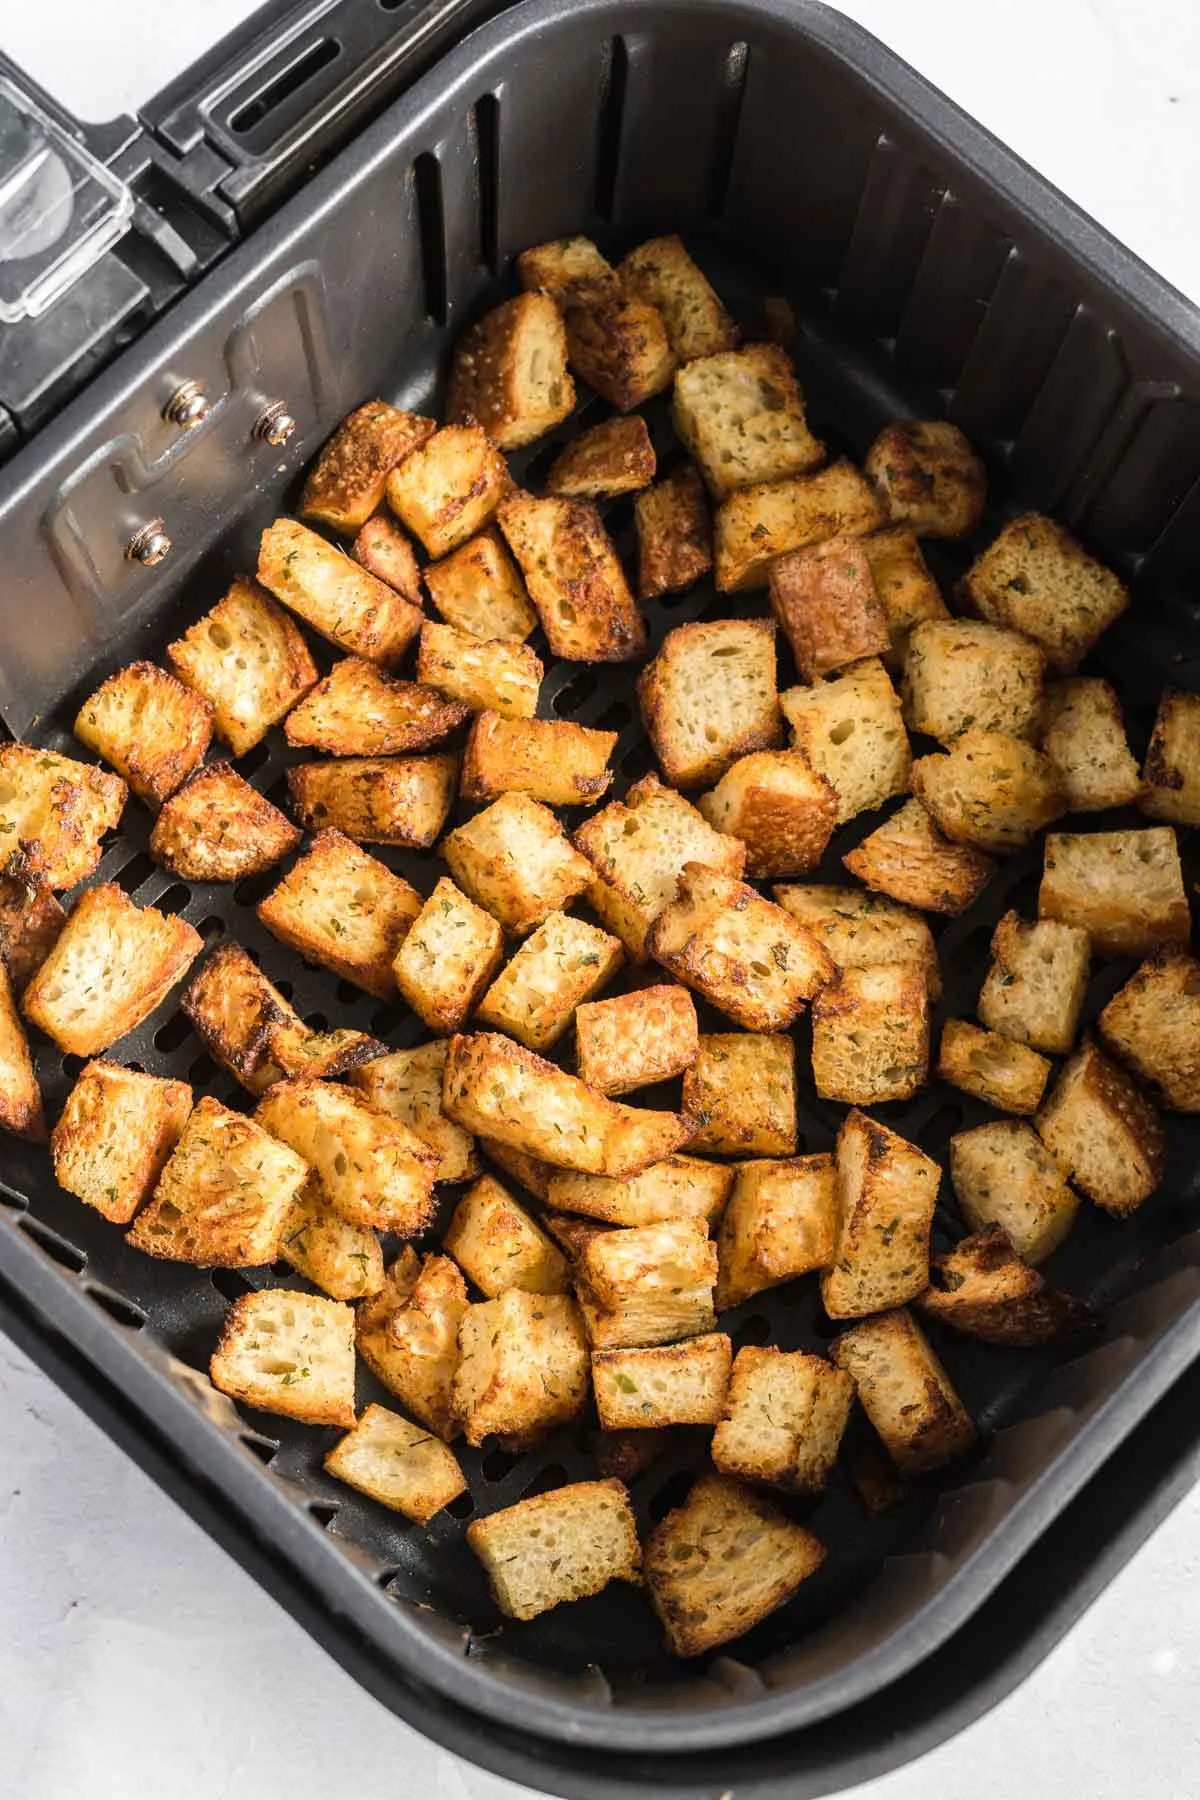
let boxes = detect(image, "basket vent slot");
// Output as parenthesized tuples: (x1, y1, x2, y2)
(229, 38, 341, 140)
(86, 1283, 147, 1329)
(154, 1010, 194, 1055)
(240, 1431, 280, 1465)
(114, 852, 156, 897)
(474, 94, 501, 272)
(707, 40, 749, 218)
(414, 153, 448, 327)
(19, 1215, 87, 1272)
(594, 37, 629, 221)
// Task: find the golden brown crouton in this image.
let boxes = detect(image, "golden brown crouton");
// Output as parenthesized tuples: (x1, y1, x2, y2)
(912, 731, 1065, 855)
(938, 1019, 1051, 1114)
(771, 883, 941, 1001)
(279, 1175, 383, 1301)
(902, 618, 1044, 745)
(498, 491, 646, 662)
(266, 1022, 387, 1086)
(476, 910, 623, 1051)
(563, 293, 676, 412)
(467, 1477, 640, 1619)
(634, 462, 712, 599)
(257, 518, 422, 665)
(350, 514, 424, 605)
(167, 578, 318, 756)
(391, 877, 504, 1035)
(74, 662, 212, 808)
(714, 460, 884, 591)
(577, 1217, 717, 1349)
(698, 749, 836, 879)
(639, 617, 783, 789)
(715, 1154, 837, 1308)
(283, 658, 469, 755)
(1039, 678, 1141, 812)
(210, 1289, 356, 1428)
(544, 1212, 614, 1261)
(0, 962, 43, 1141)
(257, 829, 422, 999)
(355, 1251, 466, 1440)
(299, 401, 436, 532)
(1036, 1038, 1165, 1214)
(574, 984, 699, 1096)
(712, 1348, 852, 1494)
(864, 419, 986, 539)
(288, 752, 456, 849)
(949, 1120, 1079, 1265)
(820, 1111, 940, 1319)
(423, 528, 537, 643)
(547, 1156, 732, 1229)
(325, 1404, 467, 1523)
(672, 344, 823, 498)
(416, 619, 542, 719)
(769, 536, 891, 680)
(1038, 827, 1190, 957)
(918, 1226, 1097, 1346)
(0, 744, 126, 890)
(444, 1173, 568, 1297)
(461, 712, 617, 807)
(842, 798, 995, 915)
(0, 849, 65, 993)
(861, 526, 949, 664)
(180, 944, 294, 1091)
(977, 911, 1090, 1055)
(385, 422, 510, 559)
(349, 1041, 478, 1183)
(256, 1078, 436, 1235)
(518, 236, 620, 303)
(781, 657, 911, 825)
(811, 962, 930, 1105)
(1141, 688, 1200, 825)
(961, 513, 1128, 671)
(832, 1309, 976, 1475)
(149, 763, 300, 881)
(453, 1289, 589, 1444)
(1099, 949, 1200, 1111)
(442, 791, 593, 936)
(51, 1058, 190, 1221)
(447, 291, 574, 448)
(620, 237, 738, 361)
(593, 1332, 732, 1429)
(683, 1032, 797, 1157)
(545, 415, 655, 499)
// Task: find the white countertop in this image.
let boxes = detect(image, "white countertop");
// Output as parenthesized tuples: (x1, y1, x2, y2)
(2, 3, 1199, 1796)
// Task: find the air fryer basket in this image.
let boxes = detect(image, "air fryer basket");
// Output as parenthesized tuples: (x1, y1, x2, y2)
(1, 0, 1199, 1764)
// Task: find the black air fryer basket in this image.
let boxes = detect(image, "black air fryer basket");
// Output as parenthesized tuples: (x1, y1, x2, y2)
(2, 2, 1199, 1793)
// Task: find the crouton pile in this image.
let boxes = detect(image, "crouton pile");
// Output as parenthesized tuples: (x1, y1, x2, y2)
(3, 231, 1196, 1663)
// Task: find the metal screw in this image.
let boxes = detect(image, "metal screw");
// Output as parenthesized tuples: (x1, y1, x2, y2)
(163, 380, 211, 429)
(253, 401, 297, 446)
(126, 519, 172, 566)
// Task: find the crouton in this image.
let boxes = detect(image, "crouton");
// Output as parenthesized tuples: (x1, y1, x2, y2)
(444, 1173, 569, 1296)
(832, 1310, 976, 1475)
(771, 883, 941, 1001)
(1099, 949, 1200, 1111)
(461, 712, 617, 807)
(573, 773, 746, 959)
(299, 401, 436, 532)
(476, 910, 623, 1051)
(672, 344, 823, 498)
(811, 962, 930, 1105)
(257, 518, 422, 665)
(912, 731, 1065, 855)
(547, 1156, 732, 1228)
(949, 1120, 1079, 1264)
(714, 460, 884, 592)
(284, 658, 469, 755)
(577, 1217, 717, 1349)
(634, 462, 712, 599)
(977, 911, 1090, 1054)
(453, 1288, 589, 1444)
(517, 236, 620, 303)
(638, 617, 782, 790)
(820, 1112, 940, 1319)
(902, 618, 1044, 745)
(715, 1154, 837, 1308)
(0, 850, 65, 993)
(0, 962, 43, 1141)
(545, 415, 655, 499)
(279, 1176, 384, 1301)
(1141, 688, 1200, 825)
(74, 662, 212, 808)
(423, 528, 537, 643)
(256, 1078, 436, 1234)
(712, 1348, 852, 1493)
(544, 1214, 615, 1262)
(350, 514, 424, 604)
(391, 877, 504, 1034)
(416, 619, 542, 719)
(51, 1058, 190, 1221)
(467, 1478, 640, 1620)
(918, 1226, 1096, 1346)
(127, 1096, 307, 1265)
(356, 1252, 466, 1439)
(447, 291, 574, 448)
(574, 985, 699, 1096)
(961, 513, 1129, 671)
(209, 1289, 356, 1428)
(861, 527, 949, 664)
(619, 237, 738, 361)
(562, 292, 676, 412)
(325, 1404, 466, 1523)
(781, 657, 911, 825)
(180, 944, 294, 1092)
(0, 744, 125, 890)
(865, 419, 986, 539)
(442, 792, 592, 936)
(644, 1473, 825, 1656)
(1038, 827, 1190, 957)
(682, 1032, 797, 1157)
(1039, 678, 1141, 812)
(698, 749, 836, 879)
(938, 1019, 1051, 1114)
(257, 830, 422, 998)
(481, 1140, 556, 1203)
(265, 1021, 386, 1086)
(588, 1427, 676, 1482)
(167, 578, 318, 756)
(842, 798, 996, 915)
(22, 884, 200, 1057)
(384, 422, 510, 558)
(498, 492, 646, 663)
(149, 763, 300, 881)
(288, 752, 456, 849)
(1036, 1038, 1165, 1214)
(349, 1041, 477, 1182)
(593, 1332, 732, 1429)
(769, 536, 891, 680)
(648, 862, 833, 1032)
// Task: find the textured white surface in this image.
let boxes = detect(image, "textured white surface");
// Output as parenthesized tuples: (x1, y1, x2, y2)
(1, 2, 1198, 1797)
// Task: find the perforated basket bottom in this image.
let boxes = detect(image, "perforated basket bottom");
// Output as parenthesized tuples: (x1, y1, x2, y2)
(4, 236, 1199, 1697)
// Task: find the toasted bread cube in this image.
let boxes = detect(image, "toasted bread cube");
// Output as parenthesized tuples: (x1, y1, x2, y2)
(22, 884, 200, 1057)
(267, 1022, 386, 1086)
(1141, 688, 1200, 824)
(961, 513, 1128, 672)
(1039, 677, 1141, 812)
(350, 1041, 477, 1182)
(468, 1477, 639, 1620)
(442, 792, 592, 936)
(288, 752, 455, 849)
(902, 618, 1044, 746)
(820, 1113, 939, 1319)
(639, 618, 783, 790)
(712, 1348, 853, 1494)
(350, 513, 423, 604)
(715, 1154, 837, 1308)
(593, 1332, 732, 1429)
(284, 659, 468, 755)
(385, 423, 509, 558)
(649, 863, 832, 1032)
(546, 415, 655, 499)
(619, 236, 737, 360)
(865, 419, 986, 539)
(423, 528, 537, 642)
(127, 1097, 307, 1265)
(257, 830, 422, 998)
(811, 963, 930, 1105)
(698, 749, 836, 879)
(977, 911, 1090, 1055)
(299, 401, 435, 532)
(575, 985, 699, 1096)
(1099, 949, 1200, 1111)
(1038, 827, 1190, 958)
(672, 344, 823, 499)
(578, 1218, 717, 1349)
(634, 462, 712, 599)
(51, 1059, 190, 1222)
(392, 877, 503, 1035)
(547, 1156, 732, 1229)
(589, 1427, 676, 1482)
(325, 1403, 466, 1523)
(209, 1289, 356, 1427)
(0, 962, 43, 1141)
(769, 536, 891, 681)
(544, 1213, 617, 1261)
(167, 578, 318, 756)
(781, 657, 911, 825)
(918, 1226, 1096, 1347)
(518, 236, 620, 303)
(950, 1120, 1079, 1264)
(1036, 1038, 1165, 1214)
(444, 1174, 569, 1296)
(461, 712, 616, 807)
(842, 799, 995, 915)
(256, 1078, 435, 1234)
(149, 763, 300, 881)
(644, 1473, 825, 1657)
(715, 460, 884, 592)
(683, 1032, 796, 1157)
(453, 1289, 589, 1443)
(861, 527, 948, 664)
(772, 884, 941, 1001)
(356, 1252, 467, 1439)
(74, 662, 212, 808)
(280, 1176, 384, 1300)
(258, 518, 421, 665)
(912, 731, 1065, 856)
(832, 1310, 975, 1475)
(938, 1020, 1051, 1114)
(573, 773, 745, 959)
(0, 745, 125, 891)
(476, 911, 623, 1051)
(416, 619, 542, 719)
(180, 944, 296, 1092)
(0, 850, 65, 993)
(563, 293, 676, 412)
(447, 291, 574, 448)
(483, 1138, 556, 1202)
(498, 492, 646, 663)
